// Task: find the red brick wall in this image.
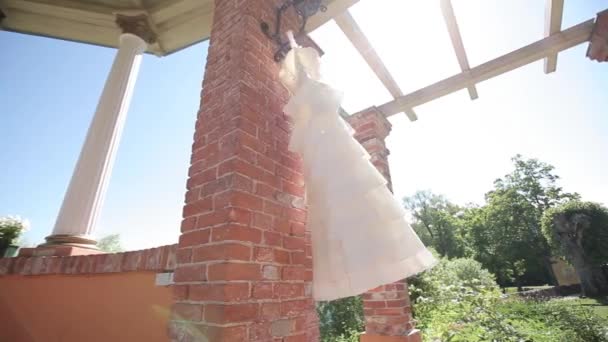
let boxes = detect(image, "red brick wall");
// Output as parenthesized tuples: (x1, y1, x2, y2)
(170, 1, 318, 341)
(587, 10, 608, 62)
(0, 244, 176, 275)
(347, 107, 393, 191)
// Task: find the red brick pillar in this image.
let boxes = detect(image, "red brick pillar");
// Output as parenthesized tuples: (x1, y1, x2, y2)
(169, 1, 318, 341)
(346, 107, 421, 342)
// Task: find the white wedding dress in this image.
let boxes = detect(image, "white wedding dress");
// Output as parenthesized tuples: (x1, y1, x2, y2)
(280, 46, 436, 301)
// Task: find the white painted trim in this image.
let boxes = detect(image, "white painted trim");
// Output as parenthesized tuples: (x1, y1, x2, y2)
(544, 0, 565, 73)
(440, 0, 478, 100)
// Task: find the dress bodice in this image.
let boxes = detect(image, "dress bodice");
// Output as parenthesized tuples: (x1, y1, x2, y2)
(279, 46, 322, 92)
(280, 47, 344, 153)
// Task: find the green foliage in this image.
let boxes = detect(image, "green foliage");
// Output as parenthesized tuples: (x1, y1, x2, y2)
(411, 258, 608, 341)
(97, 234, 124, 253)
(0, 216, 29, 250)
(404, 191, 466, 259)
(433, 298, 608, 342)
(320, 329, 361, 342)
(462, 188, 551, 286)
(317, 295, 363, 342)
(317, 296, 363, 342)
(406, 156, 579, 287)
(494, 155, 579, 213)
(571, 297, 608, 319)
(409, 257, 500, 317)
(542, 201, 608, 266)
(473, 156, 577, 286)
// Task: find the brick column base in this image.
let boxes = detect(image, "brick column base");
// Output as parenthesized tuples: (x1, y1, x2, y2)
(362, 282, 417, 338)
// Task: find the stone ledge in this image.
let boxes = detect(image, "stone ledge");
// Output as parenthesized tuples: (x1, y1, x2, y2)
(0, 244, 177, 276)
(18, 245, 104, 257)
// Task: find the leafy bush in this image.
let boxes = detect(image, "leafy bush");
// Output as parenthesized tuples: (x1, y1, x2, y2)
(0, 216, 29, 251)
(317, 296, 364, 342)
(97, 234, 124, 253)
(411, 256, 608, 341)
(422, 298, 608, 342)
(408, 256, 502, 339)
(318, 256, 608, 341)
(500, 299, 608, 342)
(409, 257, 500, 308)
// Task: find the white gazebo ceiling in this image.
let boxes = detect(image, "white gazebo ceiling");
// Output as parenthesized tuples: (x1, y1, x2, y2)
(0, 0, 355, 56)
(0, 0, 213, 55)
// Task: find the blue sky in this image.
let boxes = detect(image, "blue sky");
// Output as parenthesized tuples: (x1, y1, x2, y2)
(0, 32, 209, 248)
(311, 0, 608, 205)
(1, 0, 607, 250)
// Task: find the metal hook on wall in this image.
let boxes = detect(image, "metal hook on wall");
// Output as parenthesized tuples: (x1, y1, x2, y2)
(261, 0, 327, 62)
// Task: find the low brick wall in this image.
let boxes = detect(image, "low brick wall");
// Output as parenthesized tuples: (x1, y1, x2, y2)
(0, 244, 177, 276)
(0, 244, 177, 342)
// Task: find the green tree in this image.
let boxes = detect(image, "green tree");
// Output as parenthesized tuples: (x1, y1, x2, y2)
(0, 216, 29, 254)
(542, 201, 608, 296)
(405, 156, 580, 288)
(494, 155, 578, 213)
(404, 191, 466, 258)
(462, 156, 578, 287)
(97, 234, 124, 253)
(463, 189, 547, 287)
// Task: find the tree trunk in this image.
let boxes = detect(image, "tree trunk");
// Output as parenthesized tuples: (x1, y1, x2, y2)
(562, 236, 608, 296)
(554, 214, 608, 296)
(572, 261, 608, 297)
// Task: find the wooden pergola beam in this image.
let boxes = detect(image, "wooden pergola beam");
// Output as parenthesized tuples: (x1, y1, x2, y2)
(335, 10, 417, 121)
(372, 18, 595, 118)
(306, 0, 359, 33)
(544, 0, 565, 73)
(440, 0, 478, 100)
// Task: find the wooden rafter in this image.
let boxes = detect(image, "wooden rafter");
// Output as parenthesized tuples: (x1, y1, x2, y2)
(369, 19, 595, 118)
(306, 0, 360, 33)
(544, 0, 565, 73)
(440, 0, 478, 100)
(335, 10, 418, 121)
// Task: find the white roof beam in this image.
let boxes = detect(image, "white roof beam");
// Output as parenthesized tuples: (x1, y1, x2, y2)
(373, 19, 595, 117)
(335, 10, 417, 121)
(544, 0, 565, 73)
(440, 0, 478, 100)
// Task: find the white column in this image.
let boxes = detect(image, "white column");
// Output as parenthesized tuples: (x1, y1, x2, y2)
(45, 33, 146, 247)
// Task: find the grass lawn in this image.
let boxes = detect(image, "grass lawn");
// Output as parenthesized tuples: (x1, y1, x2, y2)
(502, 286, 608, 319)
(569, 296, 608, 319)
